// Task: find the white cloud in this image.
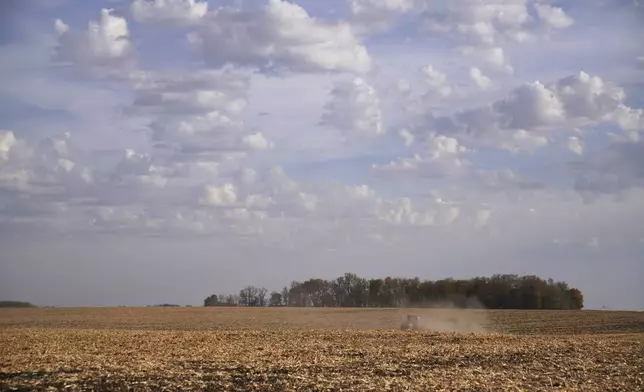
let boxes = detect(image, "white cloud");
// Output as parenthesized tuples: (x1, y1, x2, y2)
(245, 194, 274, 210)
(54, 19, 69, 36)
(238, 168, 258, 185)
(459, 46, 513, 73)
(501, 129, 549, 154)
(375, 196, 463, 227)
(295, 192, 318, 213)
(191, 0, 371, 74)
(0, 132, 95, 205)
(0, 131, 17, 159)
(266, 166, 298, 194)
(495, 81, 565, 129)
(349, 0, 421, 34)
(344, 184, 376, 200)
(568, 136, 584, 155)
(320, 77, 384, 136)
(128, 69, 255, 155)
(551, 72, 625, 120)
(611, 104, 644, 139)
(131, 0, 208, 25)
(469, 67, 492, 89)
(350, 0, 417, 14)
(374, 134, 470, 178)
(409, 72, 632, 152)
(200, 183, 237, 207)
(399, 128, 415, 147)
(421, 65, 452, 97)
(54, 8, 136, 75)
(426, 133, 468, 156)
(420, 1, 531, 46)
(534, 4, 574, 29)
(242, 132, 274, 151)
(397, 79, 411, 95)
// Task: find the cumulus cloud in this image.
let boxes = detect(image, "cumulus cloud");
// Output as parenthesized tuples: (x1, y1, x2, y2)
(0, 131, 17, 160)
(494, 81, 565, 129)
(128, 69, 259, 156)
(469, 67, 492, 89)
(458, 46, 513, 73)
(110, 149, 170, 191)
(200, 183, 237, 207)
(420, 1, 531, 46)
(374, 134, 470, 178)
(421, 65, 452, 97)
(190, 0, 371, 74)
(131, 0, 208, 25)
(0, 132, 95, 208)
(409, 72, 632, 151)
(245, 194, 275, 210)
(320, 77, 384, 136)
(377, 197, 433, 226)
(568, 136, 584, 155)
(350, 0, 417, 14)
(348, 0, 421, 34)
(501, 129, 549, 154)
(376, 196, 463, 227)
(534, 3, 574, 29)
(610, 104, 644, 140)
(242, 132, 274, 151)
(414, 1, 576, 74)
(54, 8, 136, 75)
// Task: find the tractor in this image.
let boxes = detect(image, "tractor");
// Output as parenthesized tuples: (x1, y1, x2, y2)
(400, 314, 422, 330)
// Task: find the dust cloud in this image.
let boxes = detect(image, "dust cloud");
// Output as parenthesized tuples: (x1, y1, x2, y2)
(399, 296, 495, 333)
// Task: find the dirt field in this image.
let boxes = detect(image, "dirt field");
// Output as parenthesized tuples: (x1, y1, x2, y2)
(1, 308, 643, 391)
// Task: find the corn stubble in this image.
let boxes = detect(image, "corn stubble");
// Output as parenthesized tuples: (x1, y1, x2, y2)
(1, 308, 643, 391)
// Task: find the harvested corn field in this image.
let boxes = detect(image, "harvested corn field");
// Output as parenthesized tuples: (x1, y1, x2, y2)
(1, 308, 643, 391)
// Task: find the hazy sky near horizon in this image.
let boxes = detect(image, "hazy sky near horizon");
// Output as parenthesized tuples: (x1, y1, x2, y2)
(1, 0, 643, 309)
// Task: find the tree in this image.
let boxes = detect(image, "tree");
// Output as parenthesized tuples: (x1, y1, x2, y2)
(288, 281, 307, 307)
(204, 294, 236, 307)
(204, 273, 584, 310)
(204, 295, 220, 307)
(256, 287, 268, 307)
(568, 288, 584, 310)
(239, 286, 259, 307)
(269, 291, 283, 307)
(225, 295, 239, 306)
(0, 301, 36, 308)
(368, 278, 384, 307)
(281, 286, 289, 306)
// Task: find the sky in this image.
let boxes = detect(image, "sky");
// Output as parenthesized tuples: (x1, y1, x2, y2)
(0, 0, 643, 309)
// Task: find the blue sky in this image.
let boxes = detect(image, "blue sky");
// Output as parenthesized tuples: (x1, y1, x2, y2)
(0, 0, 643, 309)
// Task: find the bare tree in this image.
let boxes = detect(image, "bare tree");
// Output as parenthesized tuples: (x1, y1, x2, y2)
(239, 286, 259, 307)
(256, 287, 268, 307)
(226, 295, 239, 306)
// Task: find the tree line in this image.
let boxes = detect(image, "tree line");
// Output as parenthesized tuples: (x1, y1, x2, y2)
(0, 301, 36, 308)
(204, 273, 584, 310)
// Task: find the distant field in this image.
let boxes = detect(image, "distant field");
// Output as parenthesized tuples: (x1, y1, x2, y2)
(1, 307, 643, 334)
(1, 307, 643, 391)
